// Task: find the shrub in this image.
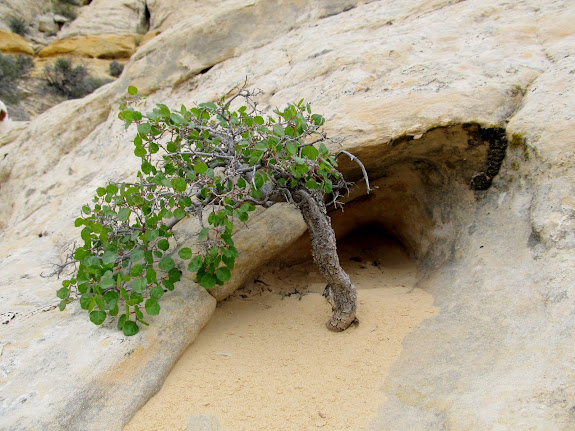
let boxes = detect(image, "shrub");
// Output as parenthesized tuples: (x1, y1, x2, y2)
(57, 85, 368, 335)
(52, 0, 78, 21)
(8, 17, 28, 36)
(0, 51, 34, 103)
(109, 60, 124, 78)
(44, 57, 108, 99)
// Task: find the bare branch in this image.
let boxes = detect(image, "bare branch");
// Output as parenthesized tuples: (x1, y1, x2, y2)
(335, 150, 372, 194)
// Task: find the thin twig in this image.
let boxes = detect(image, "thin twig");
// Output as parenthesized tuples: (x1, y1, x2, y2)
(335, 150, 371, 194)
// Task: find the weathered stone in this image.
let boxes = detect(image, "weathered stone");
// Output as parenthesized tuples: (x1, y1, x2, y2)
(122, 0, 366, 93)
(0, 30, 34, 55)
(0, 1, 574, 430)
(37, 14, 60, 35)
(57, 0, 148, 39)
(37, 34, 141, 59)
(0, 0, 51, 33)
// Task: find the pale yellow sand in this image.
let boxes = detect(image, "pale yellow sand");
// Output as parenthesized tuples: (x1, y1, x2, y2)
(124, 230, 438, 431)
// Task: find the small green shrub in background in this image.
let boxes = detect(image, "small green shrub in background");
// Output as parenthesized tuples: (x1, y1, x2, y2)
(0, 51, 34, 103)
(44, 57, 108, 99)
(52, 0, 78, 20)
(109, 60, 124, 78)
(8, 17, 28, 36)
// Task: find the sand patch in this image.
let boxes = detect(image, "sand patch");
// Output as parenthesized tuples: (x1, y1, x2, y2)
(124, 231, 438, 431)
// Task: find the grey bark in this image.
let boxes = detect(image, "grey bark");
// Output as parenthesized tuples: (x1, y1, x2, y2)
(295, 189, 357, 331)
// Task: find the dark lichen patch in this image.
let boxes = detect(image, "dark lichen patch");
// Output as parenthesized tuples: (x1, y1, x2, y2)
(465, 125, 508, 191)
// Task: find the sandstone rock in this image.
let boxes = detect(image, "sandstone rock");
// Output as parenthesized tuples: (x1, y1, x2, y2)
(57, 0, 148, 39)
(0, 0, 574, 430)
(0, 30, 34, 55)
(122, 0, 367, 93)
(0, 0, 51, 33)
(37, 14, 61, 35)
(37, 34, 141, 59)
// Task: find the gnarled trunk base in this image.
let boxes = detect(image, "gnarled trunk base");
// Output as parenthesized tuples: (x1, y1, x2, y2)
(295, 189, 357, 331)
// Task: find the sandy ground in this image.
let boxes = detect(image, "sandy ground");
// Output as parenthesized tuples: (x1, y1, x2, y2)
(124, 230, 438, 431)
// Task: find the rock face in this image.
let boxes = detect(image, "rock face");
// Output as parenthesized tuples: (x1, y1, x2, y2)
(1, 0, 574, 430)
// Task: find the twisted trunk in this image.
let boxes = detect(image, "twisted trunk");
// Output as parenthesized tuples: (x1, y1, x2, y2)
(295, 189, 357, 331)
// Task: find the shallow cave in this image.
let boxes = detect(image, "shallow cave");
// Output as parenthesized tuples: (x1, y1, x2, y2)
(270, 123, 508, 278)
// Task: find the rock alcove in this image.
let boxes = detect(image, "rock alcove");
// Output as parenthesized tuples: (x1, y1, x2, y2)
(272, 123, 508, 275)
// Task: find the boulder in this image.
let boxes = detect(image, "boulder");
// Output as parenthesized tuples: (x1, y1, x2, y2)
(0, 30, 34, 55)
(57, 0, 148, 39)
(37, 34, 141, 59)
(37, 14, 62, 35)
(0, 0, 574, 430)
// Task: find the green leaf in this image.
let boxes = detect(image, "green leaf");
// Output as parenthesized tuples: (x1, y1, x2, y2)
(145, 230, 160, 242)
(150, 285, 164, 299)
(254, 141, 268, 151)
(306, 180, 319, 189)
(130, 264, 144, 277)
(128, 86, 138, 95)
(137, 123, 151, 135)
(171, 177, 187, 192)
(56, 287, 69, 299)
(89, 310, 106, 325)
(311, 114, 325, 126)
(134, 145, 146, 157)
(254, 116, 264, 125)
(178, 248, 192, 259)
(199, 273, 217, 289)
(145, 298, 160, 315)
(130, 249, 145, 262)
(286, 142, 297, 155)
(198, 227, 210, 240)
(296, 164, 309, 174)
(102, 250, 117, 265)
(123, 320, 139, 336)
(145, 267, 157, 283)
(131, 278, 147, 293)
(170, 112, 184, 125)
(216, 267, 232, 282)
(173, 208, 186, 219)
(157, 239, 170, 251)
(117, 208, 131, 221)
(158, 257, 175, 271)
(58, 300, 67, 311)
(168, 268, 181, 282)
(273, 124, 285, 136)
(162, 280, 175, 291)
(100, 276, 115, 288)
(117, 313, 127, 330)
(194, 162, 208, 174)
(302, 145, 319, 160)
(187, 255, 202, 272)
